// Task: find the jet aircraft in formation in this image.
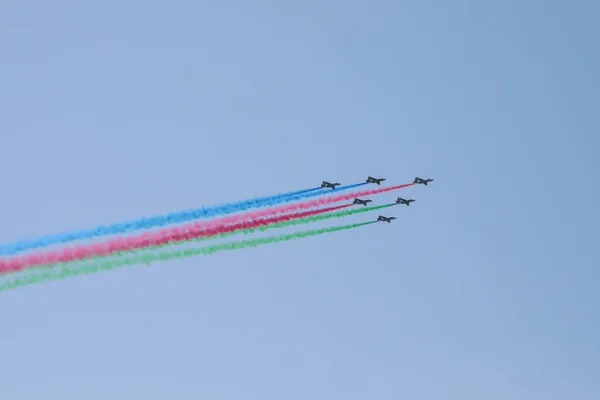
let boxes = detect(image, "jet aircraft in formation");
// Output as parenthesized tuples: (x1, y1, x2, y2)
(321, 181, 341, 189)
(319, 176, 433, 223)
(353, 198, 372, 206)
(414, 177, 434, 185)
(396, 197, 415, 206)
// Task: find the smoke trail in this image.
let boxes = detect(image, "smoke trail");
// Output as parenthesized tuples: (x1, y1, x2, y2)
(0, 182, 409, 273)
(0, 204, 353, 272)
(0, 221, 377, 292)
(85, 181, 409, 259)
(0, 180, 408, 272)
(211, 182, 414, 227)
(0, 182, 367, 256)
(269, 186, 320, 199)
(2, 203, 396, 275)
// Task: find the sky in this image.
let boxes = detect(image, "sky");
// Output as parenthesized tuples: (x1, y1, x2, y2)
(0, 0, 598, 399)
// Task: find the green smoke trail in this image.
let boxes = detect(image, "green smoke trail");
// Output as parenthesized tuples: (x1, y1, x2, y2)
(3, 202, 395, 276)
(0, 221, 378, 292)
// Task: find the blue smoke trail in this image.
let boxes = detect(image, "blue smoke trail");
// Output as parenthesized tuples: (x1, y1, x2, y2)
(0, 182, 368, 255)
(270, 187, 319, 199)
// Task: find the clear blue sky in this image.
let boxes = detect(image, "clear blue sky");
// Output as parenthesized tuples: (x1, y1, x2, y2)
(1, 1, 598, 398)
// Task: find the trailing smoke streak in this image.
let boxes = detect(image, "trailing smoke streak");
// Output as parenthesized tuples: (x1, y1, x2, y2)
(0, 204, 353, 272)
(210, 182, 414, 227)
(0, 181, 410, 272)
(5, 203, 396, 275)
(0, 182, 367, 256)
(0, 221, 377, 292)
(271, 187, 320, 197)
(128, 182, 410, 245)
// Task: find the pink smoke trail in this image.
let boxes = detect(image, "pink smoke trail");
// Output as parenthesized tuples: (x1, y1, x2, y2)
(0, 182, 413, 273)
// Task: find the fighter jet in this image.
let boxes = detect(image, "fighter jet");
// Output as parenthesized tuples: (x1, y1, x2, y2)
(396, 197, 415, 206)
(366, 176, 386, 185)
(353, 198, 372, 206)
(321, 181, 341, 189)
(377, 215, 397, 223)
(414, 177, 434, 185)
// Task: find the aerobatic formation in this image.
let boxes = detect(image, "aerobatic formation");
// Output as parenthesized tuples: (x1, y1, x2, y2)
(0, 176, 433, 292)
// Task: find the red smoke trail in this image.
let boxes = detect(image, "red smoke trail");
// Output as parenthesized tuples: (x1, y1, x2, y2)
(0, 204, 353, 273)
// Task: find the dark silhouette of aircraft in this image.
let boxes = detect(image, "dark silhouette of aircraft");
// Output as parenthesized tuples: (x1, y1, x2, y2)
(366, 176, 386, 185)
(353, 198, 372, 206)
(414, 177, 434, 185)
(377, 215, 396, 223)
(396, 197, 415, 206)
(321, 181, 341, 189)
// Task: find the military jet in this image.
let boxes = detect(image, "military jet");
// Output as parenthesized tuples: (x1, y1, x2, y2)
(353, 198, 372, 206)
(414, 177, 434, 185)
(321, 181, 341, 189)
(366, 176, 386, 185)
(396, 197, 415, 206)
(377, 215, 397, 223)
